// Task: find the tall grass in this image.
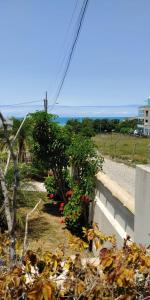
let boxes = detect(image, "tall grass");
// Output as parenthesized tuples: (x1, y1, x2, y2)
(93, 133, 150, 164)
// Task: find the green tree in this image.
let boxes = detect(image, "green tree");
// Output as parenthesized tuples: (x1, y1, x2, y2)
(80, 118, 94, 137)
(65, 118, 82, 134)
(67, 134, 103, 197)
(31, 111, 70, 201)
(117, 119, 138, 133)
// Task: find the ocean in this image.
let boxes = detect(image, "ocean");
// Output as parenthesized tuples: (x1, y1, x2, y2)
(55, 116, 129, 126)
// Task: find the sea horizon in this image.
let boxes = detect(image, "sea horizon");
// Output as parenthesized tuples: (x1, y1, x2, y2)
(0, 104, 139, 122)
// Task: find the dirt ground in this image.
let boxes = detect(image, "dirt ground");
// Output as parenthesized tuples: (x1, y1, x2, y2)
(17, 198, 87, 257)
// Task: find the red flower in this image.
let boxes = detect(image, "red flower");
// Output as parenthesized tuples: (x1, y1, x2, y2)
(66, 190, 73, 197)
(59, 202, 65, 211)
(80, 195, 89, 203)
(49, 194, 55, 199)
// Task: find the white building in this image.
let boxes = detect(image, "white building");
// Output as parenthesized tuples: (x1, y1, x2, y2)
(138, 97, 150, 136)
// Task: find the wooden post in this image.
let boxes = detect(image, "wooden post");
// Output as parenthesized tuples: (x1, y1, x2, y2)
(44, 91, 48, 113)
(147, 144, 150, 165)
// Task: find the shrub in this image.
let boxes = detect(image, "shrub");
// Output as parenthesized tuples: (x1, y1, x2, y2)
(63, 187, 88, 233)
(63, 135, 103, 233)
(44, 176, 56, 194)
(120, 127, 131, 134)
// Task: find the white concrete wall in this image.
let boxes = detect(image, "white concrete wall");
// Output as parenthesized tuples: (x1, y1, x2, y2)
(93, 172, 134, 246)
(134, 165, 150, 246)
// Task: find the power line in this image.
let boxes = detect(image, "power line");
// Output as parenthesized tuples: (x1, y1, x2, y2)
(47, 0, 80, 102)
(0, 99, 42, 108)
(1, 0, 89, 112)
(50, 0, 89, 110)
(49, 0, 90, 112)
(56, 0, 80, 75)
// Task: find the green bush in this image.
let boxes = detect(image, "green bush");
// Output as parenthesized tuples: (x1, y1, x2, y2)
(44, 175, 56, 194)
(120, 127, 130, 134)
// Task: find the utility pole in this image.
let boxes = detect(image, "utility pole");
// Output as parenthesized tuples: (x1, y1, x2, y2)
(44, 91, 48, 113)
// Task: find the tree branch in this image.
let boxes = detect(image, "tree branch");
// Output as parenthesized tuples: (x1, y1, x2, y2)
(4, 114, 28, 176)
(22, 199, 42, 257)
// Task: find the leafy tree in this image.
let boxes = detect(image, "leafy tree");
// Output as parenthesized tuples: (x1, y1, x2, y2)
(65, 118, 82, 134)
(67, 134, 103, 196)
(80, 118, 95, 137)
(117, 119, 138, 133)
(31, 111, 70, 201)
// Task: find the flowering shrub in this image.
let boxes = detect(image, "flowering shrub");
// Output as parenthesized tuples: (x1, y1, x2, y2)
(80, 194, 90, 203)
(48, 193, 55, 199)
(63, 188, 85, 233)
(65, 189, 73, 198)
(62, 135, 104, 233)
(59, 202, 65, 212)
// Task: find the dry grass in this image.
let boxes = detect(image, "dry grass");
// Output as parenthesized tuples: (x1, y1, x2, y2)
(17, 196, 85, 257)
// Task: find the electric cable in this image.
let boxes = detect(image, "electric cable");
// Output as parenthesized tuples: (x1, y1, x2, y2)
(47, 0, 80, 102)
(49, 0, 90, 112)
(0, 99, 42, 108)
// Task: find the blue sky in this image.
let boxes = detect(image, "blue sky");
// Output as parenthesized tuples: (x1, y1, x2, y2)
(0, 0, 150, 113)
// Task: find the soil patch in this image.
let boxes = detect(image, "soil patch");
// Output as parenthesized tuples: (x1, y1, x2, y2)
(17, 196, 86, 257)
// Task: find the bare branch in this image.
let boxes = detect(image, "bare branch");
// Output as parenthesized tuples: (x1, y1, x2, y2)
(4, 114, 28, 176)
(22, 199, 42, 257)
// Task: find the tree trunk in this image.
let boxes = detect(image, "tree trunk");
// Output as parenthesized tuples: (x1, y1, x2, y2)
(0, 167, 12, 233)
(0, 112, 19, 264)
(18, 138, 26, 163)
(0, 167, 16, 262)
(53, 169, 66, 202)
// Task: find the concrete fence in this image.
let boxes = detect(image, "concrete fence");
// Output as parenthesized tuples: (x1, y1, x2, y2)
(93, 164, 150, 246)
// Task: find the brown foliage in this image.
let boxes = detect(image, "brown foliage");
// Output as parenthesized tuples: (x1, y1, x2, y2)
(0, 226, 149, 299)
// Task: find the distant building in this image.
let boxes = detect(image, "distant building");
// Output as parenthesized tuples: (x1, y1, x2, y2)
(138, 97, 150, 136)
(0, 118, 13, 130)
